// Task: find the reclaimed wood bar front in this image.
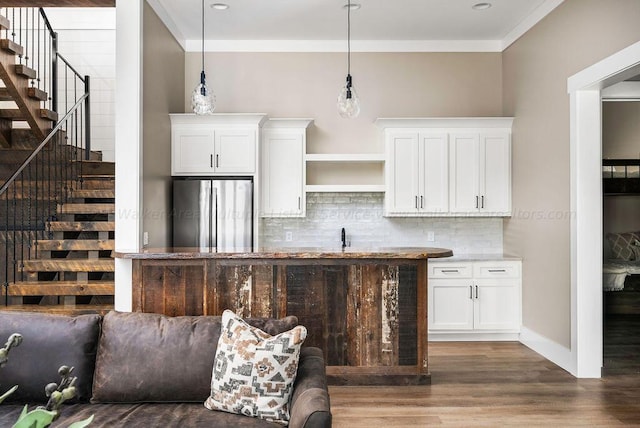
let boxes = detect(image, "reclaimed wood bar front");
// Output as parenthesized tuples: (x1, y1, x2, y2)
(116, 247, 452, 385)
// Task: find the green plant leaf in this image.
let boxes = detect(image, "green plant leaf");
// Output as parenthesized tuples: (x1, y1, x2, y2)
(0, 385, 18, 404)
(12, 407, 57, 428)
(67, 414, 94, 428)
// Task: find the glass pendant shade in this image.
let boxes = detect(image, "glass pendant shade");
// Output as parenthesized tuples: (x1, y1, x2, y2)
(337, 85, 360, 118)
(191, 72, 215, 115)
(337, 75, 360, 118)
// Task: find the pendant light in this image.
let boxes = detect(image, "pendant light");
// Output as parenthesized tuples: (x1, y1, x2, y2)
(191, 0, 216, 115)
(337, 1, 360, 118)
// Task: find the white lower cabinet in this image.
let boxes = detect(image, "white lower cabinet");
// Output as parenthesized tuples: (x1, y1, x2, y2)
(428, 260, 521, 340)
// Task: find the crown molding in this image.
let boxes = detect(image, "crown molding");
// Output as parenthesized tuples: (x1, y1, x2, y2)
(184, 39, 503, 53)
(501, 0, 565, 50)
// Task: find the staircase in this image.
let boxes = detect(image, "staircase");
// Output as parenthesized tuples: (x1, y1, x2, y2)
(0, 7, 114, 315)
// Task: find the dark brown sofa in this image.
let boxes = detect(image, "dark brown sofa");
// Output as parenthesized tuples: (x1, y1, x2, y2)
(0, 311, 332, 427)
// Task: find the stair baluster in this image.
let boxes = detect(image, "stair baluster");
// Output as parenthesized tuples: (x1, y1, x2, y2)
(0, 8, 110, 315)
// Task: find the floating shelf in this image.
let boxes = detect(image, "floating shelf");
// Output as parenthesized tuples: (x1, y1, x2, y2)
(305, 184, 386, 193)
(305, 153, 385, 162)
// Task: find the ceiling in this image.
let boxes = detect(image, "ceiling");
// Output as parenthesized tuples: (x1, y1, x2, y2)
(148, 0, 564, 52)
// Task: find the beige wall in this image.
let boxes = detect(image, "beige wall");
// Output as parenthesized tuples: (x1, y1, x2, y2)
(503, 0, 640, 347)
(603, 101, 640, 158)
(142, 1, 185, 247)
(184, 52, 503, 154)
(602, 101, 640, 247)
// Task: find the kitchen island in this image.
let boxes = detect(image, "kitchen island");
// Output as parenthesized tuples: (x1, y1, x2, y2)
(115, 247, 452, 385)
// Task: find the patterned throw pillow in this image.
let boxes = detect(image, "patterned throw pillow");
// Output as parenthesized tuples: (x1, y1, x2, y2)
(606, 232, 640, 260)
(204, 310, 307, 426)
(631, 240, 640, 262)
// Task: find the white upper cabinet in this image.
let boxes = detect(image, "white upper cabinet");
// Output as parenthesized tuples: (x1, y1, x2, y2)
(260, 119, 313, 218)
(385, 131, 448, 215)
(170, 114, 266, 176)
(450, 131, 511, 215)
(377, 117, 513, 217)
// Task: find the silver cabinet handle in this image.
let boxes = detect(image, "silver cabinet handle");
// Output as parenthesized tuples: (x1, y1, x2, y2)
(415, 196, 418, 209)
(475, 195, 479, 208)
(470, 285, 473, 299)
(441, 269, 459, 273)
(420, 195, 424, 209)
(215, 154, 219, 168)
(481, 195, 484, 209)
(210, 154, 213, 168)
(475, 285, 478, 299)
(488, 269, 506, 273)
(298, 197, 301, 210)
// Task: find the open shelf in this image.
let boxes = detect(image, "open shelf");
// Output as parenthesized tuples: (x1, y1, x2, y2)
(305, 153, 386, 193)
(305, 184, 386, 193)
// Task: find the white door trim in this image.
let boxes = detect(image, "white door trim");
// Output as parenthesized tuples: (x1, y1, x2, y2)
(568, 40, 640, 377)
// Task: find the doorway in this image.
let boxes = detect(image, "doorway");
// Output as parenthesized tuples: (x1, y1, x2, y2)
(569, 41, 640, 377)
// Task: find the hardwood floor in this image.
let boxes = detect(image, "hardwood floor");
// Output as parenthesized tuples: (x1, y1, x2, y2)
(329, 341, 640, 426)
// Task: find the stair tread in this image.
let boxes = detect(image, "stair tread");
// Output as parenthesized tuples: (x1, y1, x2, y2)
(27, 87, 47, 102)
(72, 189, 115, 198)
(5, 281, 114, 296)
(36, 239, 114, 251)
(58, 203, 115, 214)
(0, 88, 13, 101)
(14, 64, 36, 79)
(47, 221, 114, 232)
(22, 259, 115, 272)
(0, 15, 10, 32)
(0, 304, 113, 316)
(0, 39, 23, 56)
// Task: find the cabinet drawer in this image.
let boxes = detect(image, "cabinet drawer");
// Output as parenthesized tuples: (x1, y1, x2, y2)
(474, 262, 520, 278)
(429, 263, 473, 278)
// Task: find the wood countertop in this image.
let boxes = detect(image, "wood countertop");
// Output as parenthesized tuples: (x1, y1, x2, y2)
(115, 247, 453, 260)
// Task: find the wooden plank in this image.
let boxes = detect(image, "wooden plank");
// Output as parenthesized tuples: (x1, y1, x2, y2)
(215, 264, 253, 318)
(58, 203, 115, 214)
(203, 259, 216, 315)
(275, 265, 288, 319)
(361, 265, 383, 366)
(417, 260, 428, 375)
(72, 189, 115, 199)
(163, 265, 185, 317)
(22, 259, 114, 272)
(325, 266, 348, 366)
(27, 86, 47, 101)
(347, 265, 361, 366)
(0, 14, 10, 32)
(14, 64, 36, 79)
(2, 1, 114, 6)
(381, 266, 400, 366)
(132, 260, 142, 312)
(0, 304, 113, 316)
(0, 39, 23, 56)
(36, 239, 114, 251)
(251, 265, 273, 318)
(4, 281, 114, 296)
(326, 366, 430, 386)
(47, 221, 115, 232)
(0, 88, 13, 101)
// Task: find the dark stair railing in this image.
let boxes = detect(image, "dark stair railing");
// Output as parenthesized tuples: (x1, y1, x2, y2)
(0, 7, 91, 305)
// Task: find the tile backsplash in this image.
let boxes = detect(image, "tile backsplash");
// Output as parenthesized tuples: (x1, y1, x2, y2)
(259, 193, 503, 254)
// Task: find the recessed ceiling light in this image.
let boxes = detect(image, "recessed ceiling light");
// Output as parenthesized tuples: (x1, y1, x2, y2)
(472, 2, 492, 10)
(210, 3, 229, 10)
(342, 3, 361, 10)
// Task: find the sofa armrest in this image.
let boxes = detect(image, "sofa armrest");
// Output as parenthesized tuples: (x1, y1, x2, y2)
(289, 347, 332, 428)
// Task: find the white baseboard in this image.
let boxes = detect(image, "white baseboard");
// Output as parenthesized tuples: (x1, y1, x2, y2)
(519, 326, 575, 374)
(429, 332, 520, 341)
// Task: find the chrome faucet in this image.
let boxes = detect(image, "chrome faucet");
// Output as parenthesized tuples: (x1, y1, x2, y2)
(341, 228, 346, 249)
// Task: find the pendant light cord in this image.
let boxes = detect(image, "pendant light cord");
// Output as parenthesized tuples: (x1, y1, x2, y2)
(347, 0, 351, 76)
(201, 0, 205, 74)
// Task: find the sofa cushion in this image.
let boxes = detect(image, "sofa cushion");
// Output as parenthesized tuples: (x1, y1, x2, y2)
(91, 311, 298, 403)
(0, 312, 101, 403)
(205, 310, 307, 425)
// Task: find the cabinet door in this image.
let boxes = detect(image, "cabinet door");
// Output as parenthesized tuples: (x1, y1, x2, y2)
(429, 279, 474, 331)
(449, 133, 480, 213)
(171, 127, 215, 175)
(480, 133, 511, 215)
(420, 133, 449, 213)
(473, 279, 520, 331)
(386, 131, 420, 214)
(214, 129, 256, 173)
(261, 130, 305, 217)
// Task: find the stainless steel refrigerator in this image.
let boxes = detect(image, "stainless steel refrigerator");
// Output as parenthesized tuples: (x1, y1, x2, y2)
(172, 178, 253, 251)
